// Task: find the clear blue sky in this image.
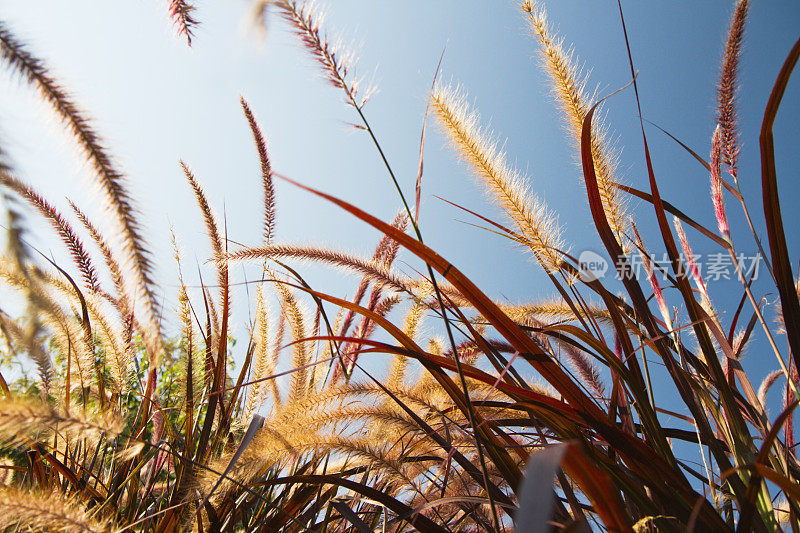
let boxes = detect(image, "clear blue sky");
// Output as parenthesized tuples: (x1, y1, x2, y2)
(1, 2, 798, 406)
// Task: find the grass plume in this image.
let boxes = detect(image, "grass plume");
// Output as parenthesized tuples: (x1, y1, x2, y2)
(167, 0, 198, 46)
(0, 488, 112, 532)
(0, 174, 99, 292)
(522, 0, 628, 247)
(717, 0, 749, 178)
(241, 97, 277, 244)
(431, 83, 565, 270)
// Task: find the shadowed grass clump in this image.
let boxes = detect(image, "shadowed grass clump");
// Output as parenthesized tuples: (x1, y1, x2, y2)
(0, 1, 797, 532)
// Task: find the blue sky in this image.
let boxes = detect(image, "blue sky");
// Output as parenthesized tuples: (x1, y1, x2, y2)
(0, 2, 798, 407)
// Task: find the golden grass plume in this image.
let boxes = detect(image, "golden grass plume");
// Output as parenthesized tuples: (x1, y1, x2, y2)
(0, 487, 112, 532)
(522, 0, 628, 247)
(431, 82, 566, 270)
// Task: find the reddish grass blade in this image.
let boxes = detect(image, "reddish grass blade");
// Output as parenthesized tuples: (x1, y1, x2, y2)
(273, 173, 603, 420)
(760, 36, 800, 373)
(614, 183, 729, 249)
(748, 464, 800, 504)
(562, 444, 631, 532)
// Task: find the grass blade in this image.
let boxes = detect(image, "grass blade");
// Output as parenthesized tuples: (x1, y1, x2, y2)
(760, 36, 800, 372)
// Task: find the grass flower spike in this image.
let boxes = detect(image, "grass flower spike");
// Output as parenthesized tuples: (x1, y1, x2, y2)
(710, 126, 731, 240)
(522, 0, 628, 248)
(432, 83, 565, 270)
(717, 0, 749, 179)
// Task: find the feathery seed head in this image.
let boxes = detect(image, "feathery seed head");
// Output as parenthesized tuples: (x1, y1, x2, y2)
(168, 0, 198, 46)
(710, 126, 731, 240)
(1, 175, 99, 293)
(431, 82, 565, 271)
(522, 1, 628, 248)
(673, 217, 710, 304)
(244, 285, 273, 421)
(274, 1, 373, 108)
(69, 201, 132, 321)
(758, 369, 783, 411)
(0, 487, 113, 532)
(717, 0, 748, 177)
(0, 398, 120, 446)
(240, 97, 277, 244)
